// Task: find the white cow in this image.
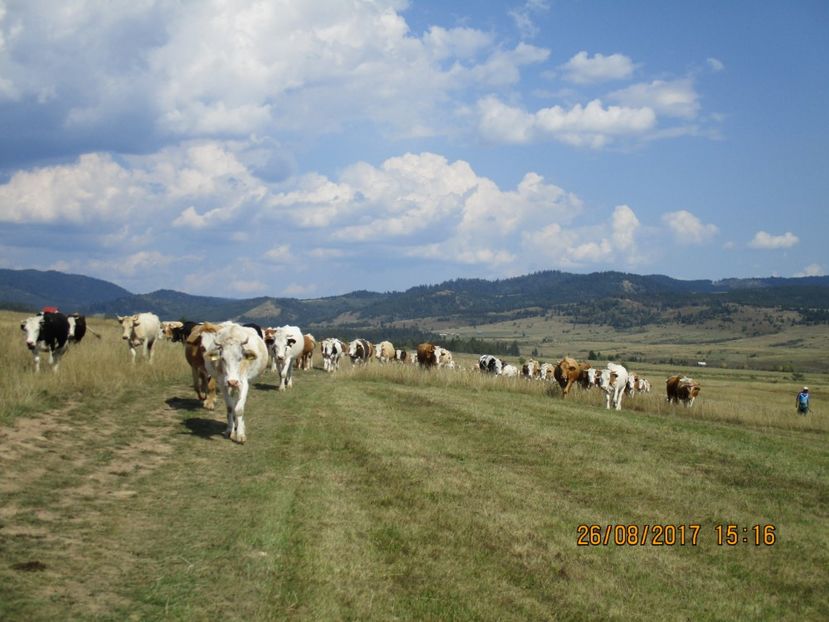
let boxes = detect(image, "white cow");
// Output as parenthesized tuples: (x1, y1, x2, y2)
(376, 340, 395, 363)
(200, 323, 268, 444)
(321, 338, 345, 372)
(268, 325, 304, 390)
(435, 346, 455, 369)
(117, 313, 161, 363)
(597, 363, 629, 410)
(501, 364, 519, 377)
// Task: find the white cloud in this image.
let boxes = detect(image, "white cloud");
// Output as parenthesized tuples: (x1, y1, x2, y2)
(794, 263, 825, 277)
(263, 245, 292, 263)
(561, 51, 636, 84)
(661, 210, 719, 244)
(477, 96, 656, 147)
(509, 0, 550, 39)
(609, 78, 700, 119)
(707, 57, 725, 72)
(748, 231, 799, 249)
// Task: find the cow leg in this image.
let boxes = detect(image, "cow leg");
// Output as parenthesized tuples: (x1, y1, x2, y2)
(204, 376, 217, 411)
(192, 366, 205, 400)
(32, 351, 41, 373)
(286, 362, 294, 388)
(232, 386, 249, 444)
(129, 344, 137, 364)
(146, 339, 155, 364)
(614, 389, 623, 411)
(51, 350, 61, 373)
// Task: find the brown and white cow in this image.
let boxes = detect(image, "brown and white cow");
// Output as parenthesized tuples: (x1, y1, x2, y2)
(295, 333, 315, 370)
(416, 342, 438, 368)
(117, 312, 161, 363)
(522, 359, 541, 379)
(553, 356, 588, 396)
(394, 348, 408, 363)
(348, 339, 373, 365)
(185, 323, 219, 410)
(666, 375, 701, 407)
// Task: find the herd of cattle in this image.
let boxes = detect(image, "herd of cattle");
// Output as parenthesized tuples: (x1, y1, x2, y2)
(18, 309, 702, 444)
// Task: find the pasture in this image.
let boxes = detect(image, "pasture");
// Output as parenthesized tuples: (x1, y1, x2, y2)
(1, 311, 828, 621)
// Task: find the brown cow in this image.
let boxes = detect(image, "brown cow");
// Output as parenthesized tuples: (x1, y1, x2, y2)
(185, 323, 218, 410)
(295, 333, 315, 370)
(416, 342, 437, 368)
(553, 356, 588, 396)
(666, 375, 701, 407)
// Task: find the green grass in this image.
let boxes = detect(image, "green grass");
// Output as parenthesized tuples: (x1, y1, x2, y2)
(0, 311, 828, 620)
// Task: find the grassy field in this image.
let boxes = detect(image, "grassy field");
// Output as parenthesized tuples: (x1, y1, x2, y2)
(429, 312, 829, 372)
(1, 311, 828, 621)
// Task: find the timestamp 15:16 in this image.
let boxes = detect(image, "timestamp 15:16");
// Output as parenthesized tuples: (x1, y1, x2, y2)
(715, 524, 777, 546)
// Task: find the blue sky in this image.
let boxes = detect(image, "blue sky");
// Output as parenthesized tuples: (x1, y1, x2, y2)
(0, 1, 826, 298)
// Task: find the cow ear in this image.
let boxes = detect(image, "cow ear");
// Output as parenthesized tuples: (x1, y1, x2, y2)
(244, 349, 257, 360)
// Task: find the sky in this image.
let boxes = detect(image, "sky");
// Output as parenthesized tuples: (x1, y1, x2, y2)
(0, 0, 827, 298)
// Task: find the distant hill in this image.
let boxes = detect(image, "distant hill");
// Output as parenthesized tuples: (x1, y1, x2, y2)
(0, 269, 132, 312)
(2, 268, 828, 329)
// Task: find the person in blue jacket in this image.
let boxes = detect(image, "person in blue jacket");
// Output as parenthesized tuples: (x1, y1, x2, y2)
(796, 387, 810, 416)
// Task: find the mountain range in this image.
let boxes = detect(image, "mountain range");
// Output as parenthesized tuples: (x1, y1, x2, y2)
(2, 268, 828, 331)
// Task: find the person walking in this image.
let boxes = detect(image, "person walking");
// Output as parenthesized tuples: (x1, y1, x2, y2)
(796, 387, 810, 416)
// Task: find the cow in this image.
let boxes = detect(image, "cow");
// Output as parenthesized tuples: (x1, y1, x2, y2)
(320, 338, 345, 372)
(597, 363, 629, 410)
(501, 363, 519, 377)
(539, 362, 556, 381)
(479, 354, 504, 375)
(243, 322, 264, 339)
(666, 375, 701, 407)
(394, 348, 408, 363)
(184, 323, 219, 410)
(626, 374, 651, 396)
(169, 321, 199, 343)
(553, 356, 584, 396)
(348, 339, 373, 365)
(268, 325, 304, 390)
(66, 312, 97, 343)
(200, 323, 269, 444)
(416, 342, 438, 368)
(434, 346, 455, 369)
(376, 340, 395, 363)
(296, 333, 315, 370)
(522, 359, 541, 379)
(20, 311, 71, 372)
(117, 312, 161, 363)
(160, 321, 184, 340)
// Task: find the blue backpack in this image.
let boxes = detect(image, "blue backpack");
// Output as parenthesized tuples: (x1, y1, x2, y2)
(798, 393, 809, 408)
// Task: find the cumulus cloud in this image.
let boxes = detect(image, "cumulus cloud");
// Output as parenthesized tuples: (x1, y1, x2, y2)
(661, 210, 719, 244)
(477, 96, 656, 147)
(794, 263, 825, 277)
(748, 231, 799, 249)
(561, 51, 637, 84)
(609, 78, 700, 119)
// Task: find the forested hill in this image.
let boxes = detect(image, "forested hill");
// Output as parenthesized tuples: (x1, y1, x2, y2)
(2, 268, 828, 329)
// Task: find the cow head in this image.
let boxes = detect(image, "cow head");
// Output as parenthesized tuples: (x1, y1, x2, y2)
(204, 330, 259, 391)
(118, 315, 139, 342)
(21, 315, 43, 350)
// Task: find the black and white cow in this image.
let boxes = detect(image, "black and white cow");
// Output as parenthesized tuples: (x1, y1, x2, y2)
(20, 312, 71, 372)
